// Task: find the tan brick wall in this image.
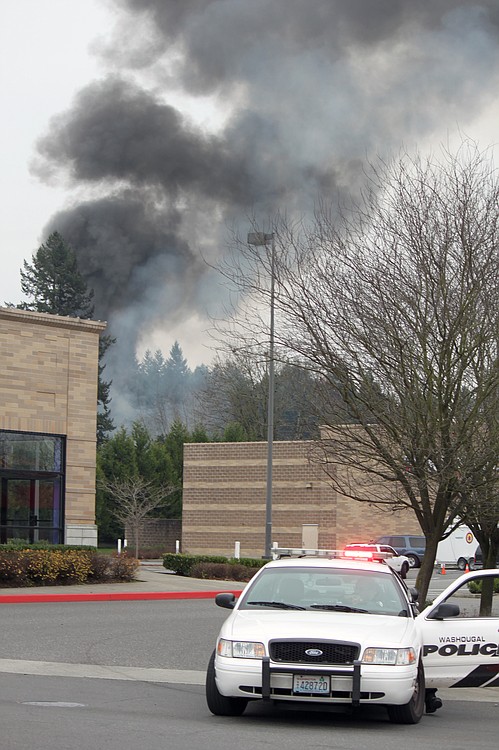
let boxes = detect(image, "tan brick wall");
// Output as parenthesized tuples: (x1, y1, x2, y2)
(182, 440, 421, 558)
(0, 307, 106, 536)
(125, 519, 182, 553)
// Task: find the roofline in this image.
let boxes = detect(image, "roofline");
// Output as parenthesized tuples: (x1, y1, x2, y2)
(0, 306, 107, 334)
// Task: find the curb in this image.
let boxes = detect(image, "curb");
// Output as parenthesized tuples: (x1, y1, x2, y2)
(0, 590, 242, 604)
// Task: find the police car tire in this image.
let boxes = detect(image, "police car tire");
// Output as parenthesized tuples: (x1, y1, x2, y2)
(206, 651, 248, 716)
(401, 562, 409, 579)
(386, 661, 425, 724)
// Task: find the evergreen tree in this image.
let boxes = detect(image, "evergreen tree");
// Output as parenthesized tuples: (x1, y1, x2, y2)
(165, 341, 190, 419)
(96, 427, 138, 541)
(97, 334, 116, 445)
(189, 424, 210, 443)
(18, 231, 114, 442)
(96, 421, 187, 541)
(19, 231, 94, 318)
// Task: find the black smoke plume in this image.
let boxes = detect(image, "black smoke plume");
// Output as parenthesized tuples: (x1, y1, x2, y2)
(32, 0, 499, 422)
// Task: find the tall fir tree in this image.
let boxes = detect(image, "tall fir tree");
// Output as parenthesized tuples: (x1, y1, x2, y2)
(18, 231, 114, 442)
(165, 341, 190, 419)
(19, 231, 94, 318)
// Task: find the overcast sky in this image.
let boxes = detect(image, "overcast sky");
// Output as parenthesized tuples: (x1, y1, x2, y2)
(1, 0, 498, 377)
(1, 1, 108, 303)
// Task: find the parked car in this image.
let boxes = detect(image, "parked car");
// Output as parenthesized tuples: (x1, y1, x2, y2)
(207, 556, 499, 723)
(343, 543, 410, 579)
(375, 535, 426, 568)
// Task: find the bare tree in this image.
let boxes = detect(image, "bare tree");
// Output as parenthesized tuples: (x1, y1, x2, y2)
(219, 143, 499, 604)
(99, 476, 175, 558)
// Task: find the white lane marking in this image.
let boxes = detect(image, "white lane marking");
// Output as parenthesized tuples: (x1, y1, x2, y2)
(22, 702, 85, 707)
(0, 658, 205, 684)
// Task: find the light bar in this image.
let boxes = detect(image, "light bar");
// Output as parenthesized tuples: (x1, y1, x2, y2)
(343, 549, 374, 560)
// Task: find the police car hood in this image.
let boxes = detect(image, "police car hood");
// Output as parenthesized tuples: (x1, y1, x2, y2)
(221, 610, 416, 648)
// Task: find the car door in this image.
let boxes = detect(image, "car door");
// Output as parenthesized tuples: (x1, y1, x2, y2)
(418, 569, 499, 688)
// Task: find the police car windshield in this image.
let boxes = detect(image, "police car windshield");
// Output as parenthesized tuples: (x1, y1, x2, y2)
(240, 567, 410, 616)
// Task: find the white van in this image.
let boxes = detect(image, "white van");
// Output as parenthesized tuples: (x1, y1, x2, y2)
(436, 525, 478, 570)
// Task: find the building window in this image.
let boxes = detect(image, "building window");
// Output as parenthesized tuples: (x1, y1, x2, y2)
(0, 431, 65, 544)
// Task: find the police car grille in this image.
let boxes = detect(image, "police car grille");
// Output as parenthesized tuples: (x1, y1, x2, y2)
(270, 641, 359, 664)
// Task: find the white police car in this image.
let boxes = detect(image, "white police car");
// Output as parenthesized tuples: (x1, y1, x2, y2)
(343, 543, 411, 578)
(206, 555, 499, 724)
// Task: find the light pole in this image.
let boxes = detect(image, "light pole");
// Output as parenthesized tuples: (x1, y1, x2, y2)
(247, 231, 275, 559)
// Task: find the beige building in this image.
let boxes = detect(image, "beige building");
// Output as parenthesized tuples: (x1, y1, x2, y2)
(182, 440, 421, 558)
(0, 307, 105, 546)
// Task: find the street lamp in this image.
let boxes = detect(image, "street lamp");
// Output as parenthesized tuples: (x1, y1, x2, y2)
(247, 231, 275, 559)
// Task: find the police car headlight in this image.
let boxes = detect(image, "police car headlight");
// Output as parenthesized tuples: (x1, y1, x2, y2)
(217, 639, 266, 658)
(362, 647, 416, 665)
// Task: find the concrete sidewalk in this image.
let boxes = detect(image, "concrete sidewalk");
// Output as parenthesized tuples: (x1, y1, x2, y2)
(0, 562, 246, 603)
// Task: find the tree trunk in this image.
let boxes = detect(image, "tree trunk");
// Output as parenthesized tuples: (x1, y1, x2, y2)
(415, 535, 440, 606)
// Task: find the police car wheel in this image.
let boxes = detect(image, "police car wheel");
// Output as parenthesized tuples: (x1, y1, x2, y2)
(386, 661, 425, 724)
(206, 651, 248, 716)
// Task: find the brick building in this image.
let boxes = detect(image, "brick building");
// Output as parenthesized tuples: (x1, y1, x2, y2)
(0, 307, 105, 546)
(182, 440, 421, 558)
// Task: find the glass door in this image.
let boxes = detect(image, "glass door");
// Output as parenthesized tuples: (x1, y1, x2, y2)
(0, 476, 62, 544)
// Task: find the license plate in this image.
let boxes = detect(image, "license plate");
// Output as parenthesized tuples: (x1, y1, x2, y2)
(293, 674, 330, 695)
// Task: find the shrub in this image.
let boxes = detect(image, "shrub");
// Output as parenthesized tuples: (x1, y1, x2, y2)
(23, 550, 60, 584)
(228, 557, 267, 570)
(163, 553, 266, 580)
(190, 561, 260, 581)
(0, 546, 138, 586)
(87, 551, 112, 580)
(108, 552, 139, 581)
(47, 550, 93, 584)
(0, 550, 29, 586)
(163, 553, 227, 576)
(468, 578, 499, 594)
(2, 541, 95, 552)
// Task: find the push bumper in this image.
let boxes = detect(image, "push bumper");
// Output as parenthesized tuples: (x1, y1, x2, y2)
(262, 656, 362, 705)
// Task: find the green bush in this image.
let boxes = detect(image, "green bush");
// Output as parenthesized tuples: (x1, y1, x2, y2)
(163, 553, 266, 579)
(163, 553, 228, 576)
(228, 557, 267, 569)
(2, 540, 96, 552)
(468, 578, 499, 594)
(190, 561, 260, 581)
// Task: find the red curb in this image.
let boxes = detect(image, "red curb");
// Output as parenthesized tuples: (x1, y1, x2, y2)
(0, 590, 242, 604)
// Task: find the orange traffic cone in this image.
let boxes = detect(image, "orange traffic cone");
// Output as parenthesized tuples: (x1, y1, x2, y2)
(440, 562, 446, 575)
(465, 562, 470, 573)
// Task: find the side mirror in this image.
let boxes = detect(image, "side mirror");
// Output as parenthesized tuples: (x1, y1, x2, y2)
(215, 592, 236, 609)
(428, 602, 460, 620)
(409, 587, 419, 603)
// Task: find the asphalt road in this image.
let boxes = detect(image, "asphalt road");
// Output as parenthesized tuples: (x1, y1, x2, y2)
(0, 568, 497, 750)
(406, 566, 463, 598)
(0, 599, 226, 669)
(1, 671, 498, 750)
